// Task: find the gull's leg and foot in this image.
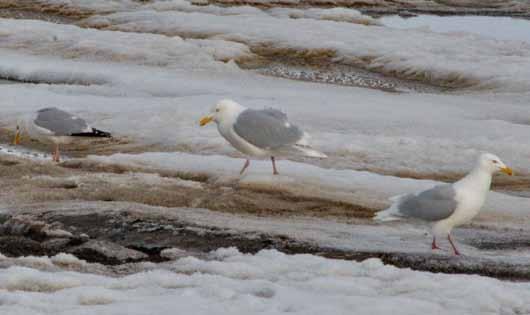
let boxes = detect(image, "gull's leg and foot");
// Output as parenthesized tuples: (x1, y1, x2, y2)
(13, 125, 21, 145)
(240, 159, 250, 175)
(431, 237, 442, 250)
(448, 234, 461, 256)
(52, 144, 61, 163)
(271, 156, 279, 175)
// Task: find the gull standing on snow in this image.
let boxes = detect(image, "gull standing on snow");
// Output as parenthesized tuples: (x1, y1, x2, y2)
(199, 99, 326, 175)
(14, 107, 111, 162)
(375, 153, 513, 255)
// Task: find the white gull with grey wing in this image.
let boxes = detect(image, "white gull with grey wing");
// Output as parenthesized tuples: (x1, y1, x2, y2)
(375, 153, 513, 255)
(17, 107, 111, 162)
(200, 99, 326, 175)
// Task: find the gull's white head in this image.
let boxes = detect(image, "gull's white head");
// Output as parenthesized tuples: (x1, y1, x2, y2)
(200, 99, 245, 126)
(477, 153, 513, 176)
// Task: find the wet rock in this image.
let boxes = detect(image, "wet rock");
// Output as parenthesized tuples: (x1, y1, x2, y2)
(41, 238, 73, 253)
(43, 228, 73, 238)
(70, 240, 148, 265)
(0, 236, 46, 257)
(160, 247, 189, 260)
(0, 215, 47, 238)
(0, 215, 74, 241)
(0, 213, 11, 224)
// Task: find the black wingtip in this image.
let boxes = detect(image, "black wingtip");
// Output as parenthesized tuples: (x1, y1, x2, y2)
(71, 128, 112, 138)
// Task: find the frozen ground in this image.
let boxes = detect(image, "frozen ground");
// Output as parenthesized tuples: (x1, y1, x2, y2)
(0, 1, 529, 313)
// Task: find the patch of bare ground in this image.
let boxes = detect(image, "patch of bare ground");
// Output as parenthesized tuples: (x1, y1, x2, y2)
(0, 153, 376, 220)
(239, 46, 474, 91)
(0, 127, 180, 159)
(0, 0, 94, 21)
(205, 0, 530, 17)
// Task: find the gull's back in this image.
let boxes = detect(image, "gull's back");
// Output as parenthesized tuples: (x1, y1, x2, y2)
(233, 108, 303, 150)
(397, 184, 458, 221)
(34, 107, 90, 136)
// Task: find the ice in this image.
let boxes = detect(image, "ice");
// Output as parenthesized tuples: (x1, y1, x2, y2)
(0, 248, 529, 315)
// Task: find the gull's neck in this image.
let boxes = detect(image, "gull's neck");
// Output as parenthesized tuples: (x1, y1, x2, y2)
(217, 106, 246, 135)
(455, 165, 492, 195)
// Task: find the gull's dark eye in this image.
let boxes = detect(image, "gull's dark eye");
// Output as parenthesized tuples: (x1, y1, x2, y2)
(216, 108, 220, 112)
(492, 160, 498, 164)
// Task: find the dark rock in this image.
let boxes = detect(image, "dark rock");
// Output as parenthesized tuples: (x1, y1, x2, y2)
(69, 240, 148, 265)
(41, 238, 73, 253)
(0, 236, 46, 257)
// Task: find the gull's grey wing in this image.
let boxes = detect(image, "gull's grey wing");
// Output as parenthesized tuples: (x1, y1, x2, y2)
(34, 107, 89, 136)
(233, 108, 304, 149)
(397, 185, 458, 221)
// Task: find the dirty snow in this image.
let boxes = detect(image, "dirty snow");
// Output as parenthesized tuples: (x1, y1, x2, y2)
(87, 152, 530, 226)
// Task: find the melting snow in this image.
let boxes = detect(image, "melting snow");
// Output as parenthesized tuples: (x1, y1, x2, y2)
(0, 249, 529, 315)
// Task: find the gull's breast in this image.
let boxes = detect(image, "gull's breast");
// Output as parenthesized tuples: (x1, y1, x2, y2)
(218, 123, 268, 157)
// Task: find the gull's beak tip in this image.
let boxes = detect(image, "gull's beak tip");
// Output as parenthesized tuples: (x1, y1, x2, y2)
(199, 116, 213, 127)
(501, 166, 513, 176)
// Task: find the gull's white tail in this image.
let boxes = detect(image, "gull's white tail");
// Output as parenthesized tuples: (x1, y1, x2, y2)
(374, 195, 405, 222)
(293, 144, 327, 158)
(294, 132, 327, 158)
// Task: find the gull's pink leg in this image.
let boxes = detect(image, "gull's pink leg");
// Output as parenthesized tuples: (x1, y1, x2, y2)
(240, 159, 250, 175)
(448, 234, 461, 256)
(431, 237, 441, 250)
(52, 144, 61, 163)
(271, 156, 279, 175)
(52, 146, 57, 162)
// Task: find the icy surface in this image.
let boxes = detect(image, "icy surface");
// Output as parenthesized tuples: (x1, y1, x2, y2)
(381, 15, 530, 43)
(0, 248, 529, 315)
(0, 50, 529, 175)
(83, 7, 530, 91)
(0, 16, 528, 177)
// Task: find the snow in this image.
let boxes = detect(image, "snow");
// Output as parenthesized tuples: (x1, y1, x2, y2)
(0, 19, 248, 70)
(381, 15, 530, 43)
(0, 44, 529, 177)
(0, 248, 529, 315)
(0, 4, 529, 310)
(268, 7, 382, 25)
(83, 7, 530, 91)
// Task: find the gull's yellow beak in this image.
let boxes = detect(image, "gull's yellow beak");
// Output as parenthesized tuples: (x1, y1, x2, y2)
(199, 115, 214, 126)
(13, 125, 21, 145)
(500, 166, 513, 176)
